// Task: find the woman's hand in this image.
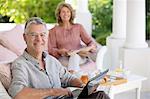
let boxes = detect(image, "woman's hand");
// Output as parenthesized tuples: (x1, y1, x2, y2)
(78, 45, 96, 57)
(58, 48, 69, 56)
(89, 45, 97, 52)
(78, 50, 90, 57)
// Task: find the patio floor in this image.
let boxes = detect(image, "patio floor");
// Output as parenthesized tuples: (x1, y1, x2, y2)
(115, 91, 150, 99)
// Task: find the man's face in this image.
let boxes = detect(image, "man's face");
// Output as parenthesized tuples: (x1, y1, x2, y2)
(24, 24, 47, 54)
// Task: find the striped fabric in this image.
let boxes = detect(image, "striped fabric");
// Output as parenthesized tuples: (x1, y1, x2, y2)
(0, 80, 11, 99)
(0, 63, 11, 90)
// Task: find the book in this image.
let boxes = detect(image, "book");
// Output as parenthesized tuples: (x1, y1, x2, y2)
(67, 46, 94, 56)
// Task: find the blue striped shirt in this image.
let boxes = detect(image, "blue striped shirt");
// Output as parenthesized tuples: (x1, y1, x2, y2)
(8, 51, 76, 98)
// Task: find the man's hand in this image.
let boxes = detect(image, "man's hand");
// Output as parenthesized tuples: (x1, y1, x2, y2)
(52, 88, 72, 96)
(88, 83, 99, 95)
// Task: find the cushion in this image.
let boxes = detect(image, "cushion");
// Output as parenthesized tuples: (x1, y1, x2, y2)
(0, 25, 26, 54)
(80, 60, 96, 72)
(0, 80, 11, 99)
(0, 45, 18, 63)
(0, 63, 11, 90)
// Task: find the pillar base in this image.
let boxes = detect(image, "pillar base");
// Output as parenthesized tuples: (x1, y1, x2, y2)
(110, 33, 126, 39)
(122, 47, 150, 91)
(124, 42, 148, 48)
(106, 36, 125, 70)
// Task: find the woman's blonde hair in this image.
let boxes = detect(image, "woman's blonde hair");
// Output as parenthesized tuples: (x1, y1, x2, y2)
(55, 2, 75, 25)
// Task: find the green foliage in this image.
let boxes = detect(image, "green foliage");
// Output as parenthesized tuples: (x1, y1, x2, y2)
(0, 0, 64, 23)
(146, 0, 150, 40)
(96, 32, 111, 45)
(146, 0, 150, 13)
(146, 15, 150, 39)
(0, 15, 12, 23)
(89, 0, 112, 45)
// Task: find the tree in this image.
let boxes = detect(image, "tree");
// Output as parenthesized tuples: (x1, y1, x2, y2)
(89, 0, 112, 45)
(0, 0, 64, 23)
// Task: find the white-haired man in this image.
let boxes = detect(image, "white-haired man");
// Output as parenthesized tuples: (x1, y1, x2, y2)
(8, 17, 84, 99)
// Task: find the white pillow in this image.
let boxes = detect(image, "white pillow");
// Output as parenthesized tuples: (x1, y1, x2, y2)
(0, 45, 17, 63)
(0, 25, 26, 54)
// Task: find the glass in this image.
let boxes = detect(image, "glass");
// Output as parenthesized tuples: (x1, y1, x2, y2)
(26, 32, 47, 38)
(80, 74, 89, 84)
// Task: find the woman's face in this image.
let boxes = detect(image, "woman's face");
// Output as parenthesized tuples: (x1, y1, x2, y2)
(60, 6, 71, 23)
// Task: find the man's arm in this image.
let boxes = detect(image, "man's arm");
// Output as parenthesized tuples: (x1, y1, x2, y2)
(14, 87, 71, 99)
(9, 61, 71, 99)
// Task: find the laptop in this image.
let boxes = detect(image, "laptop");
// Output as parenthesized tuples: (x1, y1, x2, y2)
(58, 69, 109, 99)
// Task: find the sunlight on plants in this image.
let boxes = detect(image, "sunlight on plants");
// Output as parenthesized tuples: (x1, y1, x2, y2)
(89, 0, 112, 45)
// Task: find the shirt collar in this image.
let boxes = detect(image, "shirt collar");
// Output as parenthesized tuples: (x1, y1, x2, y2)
(22, 50, 48, 67)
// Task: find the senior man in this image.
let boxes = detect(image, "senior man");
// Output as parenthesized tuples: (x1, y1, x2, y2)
(8, 17, 84, 99)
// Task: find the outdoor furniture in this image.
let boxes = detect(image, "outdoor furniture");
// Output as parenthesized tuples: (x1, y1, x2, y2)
(97, 74, 147, 99)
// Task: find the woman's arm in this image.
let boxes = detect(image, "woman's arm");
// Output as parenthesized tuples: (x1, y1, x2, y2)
(79, 24, 97, 53)
(79, 24, 96, 47)
(48, 29, 60, 58)
(48, 28, 70, 57)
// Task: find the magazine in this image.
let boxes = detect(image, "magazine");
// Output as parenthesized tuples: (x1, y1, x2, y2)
(67, 46, 94, 56)
(58, 69, 109, 99)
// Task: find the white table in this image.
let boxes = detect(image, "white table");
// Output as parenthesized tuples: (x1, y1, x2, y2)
(97, 74, 147, 99)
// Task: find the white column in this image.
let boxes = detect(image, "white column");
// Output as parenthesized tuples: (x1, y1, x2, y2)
(124, 0, 148, 48)
(122, 0, 150, 91)
(110, 0, 126, 39)
(76, 0, 89, 13)
(106, 0, 127, 70)
(65, 0, 73, 5)
(75, 0, 92, 35)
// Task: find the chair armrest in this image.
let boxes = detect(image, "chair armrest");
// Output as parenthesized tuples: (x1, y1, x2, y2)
(96, 46, 108, 70)
(0, 81, 11, 99)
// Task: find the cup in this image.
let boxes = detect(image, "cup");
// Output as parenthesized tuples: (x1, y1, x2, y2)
(80, 74, 89, 84)
(123, 69, 131, 78)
